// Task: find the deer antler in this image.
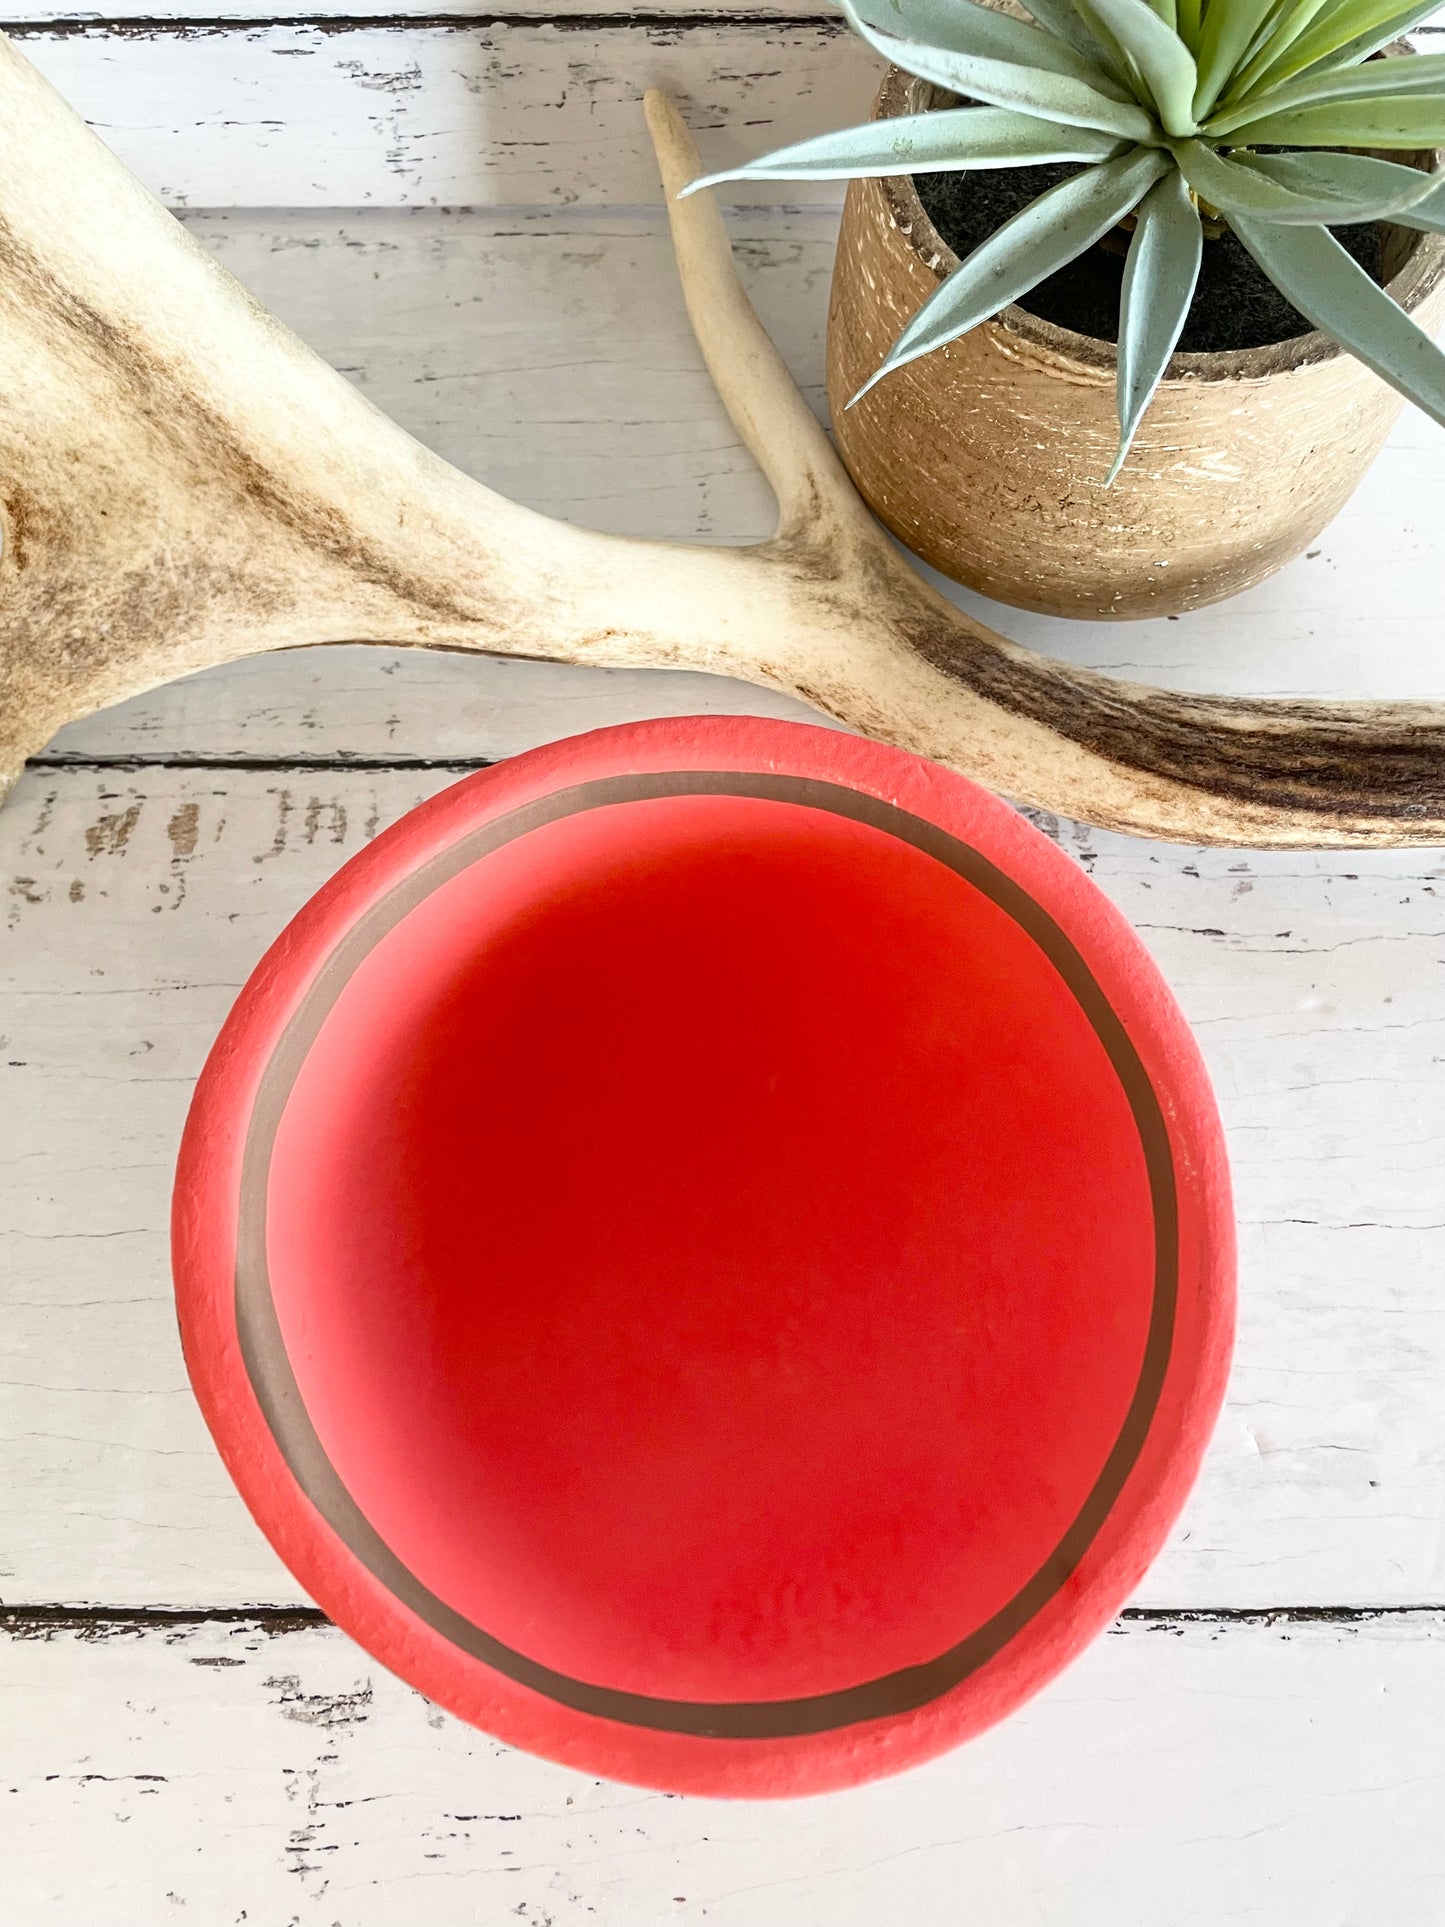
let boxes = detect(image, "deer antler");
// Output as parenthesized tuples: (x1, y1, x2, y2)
(0, 34, 1441, 845)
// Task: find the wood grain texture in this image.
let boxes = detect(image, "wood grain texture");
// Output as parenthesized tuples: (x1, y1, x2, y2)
(3, 0, 850, 15)
(8, 18, 879, 207)
(4, 1611, 1444, 1921)
(0, 20, 1439, 1908)
(5, 759, 1445, 1610)
(2, 0, 852, 17)
(8, 0, 1431, 22)
(5, 18, 1441, 208)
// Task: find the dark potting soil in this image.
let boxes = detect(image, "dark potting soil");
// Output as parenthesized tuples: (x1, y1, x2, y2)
(914, 161, 1385, 352)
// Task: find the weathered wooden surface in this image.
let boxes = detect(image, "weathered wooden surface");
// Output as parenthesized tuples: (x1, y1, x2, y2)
(9, 22, 1442, 211)
(3, 0, 854, 14)
(4, 1611, 1444, 1922)
(6, 757, 1445, 1609)
(10, 21, 880, 207)
(18, 0, 1430, 21)
(2, 55, 1444, 1914)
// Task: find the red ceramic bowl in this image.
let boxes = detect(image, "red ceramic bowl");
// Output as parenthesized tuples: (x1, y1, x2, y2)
(173, 717, 1233, 1797)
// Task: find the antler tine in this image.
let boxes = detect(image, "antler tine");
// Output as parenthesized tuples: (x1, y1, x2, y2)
(643, 89, 877, 552)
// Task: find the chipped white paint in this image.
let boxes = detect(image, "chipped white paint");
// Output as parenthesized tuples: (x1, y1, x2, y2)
(4, 1612, 1445, 1922)
(4, 0, 860, 14)
(19, 0, 1428, 18)
(3, 39, 1445, 1910)
(6, 760, 1445, 1609)
(12, 21, 881, 207)
(9, 23, 1444, 210)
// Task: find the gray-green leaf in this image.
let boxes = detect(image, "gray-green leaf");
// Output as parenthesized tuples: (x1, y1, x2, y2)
(1364, 169, 1445, 233)
(1205, 50, 1445, 139)
(1248, 0, 1445, 85)
(852, 147, 1171, 404)
(1019, 0, 1130, 75)
(1073, 0, 1200, 134)
(848, 0, 1131, 96)
(680, 108, 1124, 192)
(1225, 0, 1336, 102)
(1173, 140, 1438, 221)
(1224, 96, 1445, 147)
(840, 5, 1159, 141)
(1191, 0, 1278, 120)
(1110, 168, 1203, 482)
(1232, 216, 1445, 431)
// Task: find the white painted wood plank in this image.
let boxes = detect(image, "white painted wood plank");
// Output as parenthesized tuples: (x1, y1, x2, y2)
(10, 0, 1426, 19)
(4, 1, 1442, 29)
(9, 21, 1445, 207)
(10, 21, 879, 207)
(37, 204, 1445, 773)
(4, 0, 845, 16)
(4, 0, 1442, 24)
(3, 1611, 1443, 1921)
(5, 761, 1445, 1610)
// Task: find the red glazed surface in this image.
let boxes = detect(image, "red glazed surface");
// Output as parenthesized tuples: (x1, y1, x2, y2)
(172, 718, 1234, 1797)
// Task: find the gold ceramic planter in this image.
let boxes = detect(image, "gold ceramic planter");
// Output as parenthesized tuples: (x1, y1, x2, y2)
(826, 67, 1445, 620)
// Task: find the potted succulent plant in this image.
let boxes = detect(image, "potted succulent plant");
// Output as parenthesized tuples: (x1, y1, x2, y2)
(688, 0, 1445, 617)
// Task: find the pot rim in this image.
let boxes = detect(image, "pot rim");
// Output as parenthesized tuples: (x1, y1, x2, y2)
(875, 59, 1445, 383)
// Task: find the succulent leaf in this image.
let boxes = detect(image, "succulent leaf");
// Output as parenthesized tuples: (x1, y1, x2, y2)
(1225, 95, 1445, 144)
(1073, 0, 1201, 131)
(847, 0, 1133, 95)
(851, 147, 1171, 404)
(839, 5, 1160, 140)
(1225, 0, 1336, 101)
(1020, 0, 1134, 73)
(692, 0, 1445, 474)
(1173, 139, 1438, 219)
(1110, 168, 1203, 482)
(1231, 216, 1445, 430)
(1192, 0, 1280, 119)
(1376, 173, 1445, 232)
(1240, 0, 1445, 88)
(1204, 50, 1445, 137)
(681, 108, 1124, 191)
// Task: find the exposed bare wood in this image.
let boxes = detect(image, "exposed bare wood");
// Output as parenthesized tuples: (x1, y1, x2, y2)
(3, 36, 1445, 844)
(10, 19, 881, 209)
(5, 1612, 1445, 1921)
(2, 0, 857, 16)
(5, 21, 1440, 211)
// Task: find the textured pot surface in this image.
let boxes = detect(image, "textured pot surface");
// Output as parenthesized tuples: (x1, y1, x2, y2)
(826, 69, 1445, 621)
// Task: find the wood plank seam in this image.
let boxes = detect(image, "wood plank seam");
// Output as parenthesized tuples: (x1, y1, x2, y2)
(3, 15, 1433, 31)
(6, 1606, 1443, 1629)
(2, 9, 849, 28)
(25, 753, 505, 771)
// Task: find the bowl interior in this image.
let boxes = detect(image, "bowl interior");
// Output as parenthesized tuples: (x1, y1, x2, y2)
(256, 787, 1163, 1706)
